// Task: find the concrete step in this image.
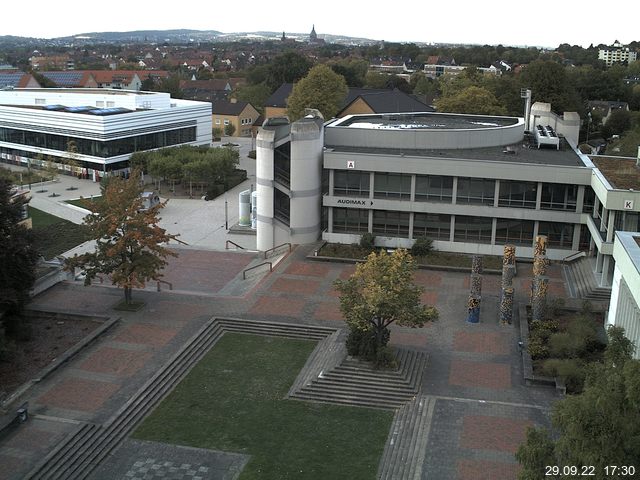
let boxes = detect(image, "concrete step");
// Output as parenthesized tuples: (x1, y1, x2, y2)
(378, 395, 434, 480)
(304, 380, 417, 399)
(291, 391, 405, 409)
(319, 373, 418, 392)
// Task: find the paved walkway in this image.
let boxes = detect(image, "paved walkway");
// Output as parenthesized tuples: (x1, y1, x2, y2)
(0, 244, 563, 479)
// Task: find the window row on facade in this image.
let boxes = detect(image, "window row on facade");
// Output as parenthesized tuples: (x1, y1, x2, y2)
(332, 170, 595, 213)
(0, 126, 196, 158)
(331, 207, 584, 249)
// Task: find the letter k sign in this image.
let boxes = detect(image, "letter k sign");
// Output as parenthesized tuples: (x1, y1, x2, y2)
(624, 199, 634, 210)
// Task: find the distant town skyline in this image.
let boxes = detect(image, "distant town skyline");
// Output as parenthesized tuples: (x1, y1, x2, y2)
(5, 0, 638, 48)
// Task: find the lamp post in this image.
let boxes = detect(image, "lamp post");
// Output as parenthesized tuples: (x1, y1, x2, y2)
(586, 112, 592, 145)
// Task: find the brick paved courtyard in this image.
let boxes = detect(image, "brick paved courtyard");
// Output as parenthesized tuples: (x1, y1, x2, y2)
(0, 245, 561, 480)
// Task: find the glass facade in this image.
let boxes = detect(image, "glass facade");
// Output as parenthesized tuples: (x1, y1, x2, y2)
(495, 219, 534, 245)
(274, 142, 291, 188)
(374, 173, 411, 200)
(333, 208, 369, 233)
(372, 210, 410, 237)
(498, 180, 537, 209)
(0, 126, 196, 158)
(583, 187, 595, 213)
(274, 188, 290, 225)
(456, 177, 495, 205)
(334, 170, 370, 197)
(415, 175, 453, 202)
(538, 222, 575, 249)
(413, 213, 451, 240)
(454, 215, 493, 243)
(541, 183, 578, 211)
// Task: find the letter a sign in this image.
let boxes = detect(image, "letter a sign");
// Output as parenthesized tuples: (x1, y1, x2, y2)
(346, 160, 355, 169)
(623, 199, 634, 210)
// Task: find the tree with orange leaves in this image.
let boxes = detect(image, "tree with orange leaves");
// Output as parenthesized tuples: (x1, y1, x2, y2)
(66, 170, 178, 305)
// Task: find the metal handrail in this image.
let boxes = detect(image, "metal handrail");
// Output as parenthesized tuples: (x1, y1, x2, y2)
(264, 242, 292, 259)
(562, 251, 586, 265)
(243, 262, 272, 279)
(156, 280, 173, 291)
(226, 240, 245, 250)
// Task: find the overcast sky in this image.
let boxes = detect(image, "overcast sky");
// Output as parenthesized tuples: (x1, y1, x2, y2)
(4, 0, 638, 48)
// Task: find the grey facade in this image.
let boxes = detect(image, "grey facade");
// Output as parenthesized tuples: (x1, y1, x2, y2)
(256, 107, 640, 286)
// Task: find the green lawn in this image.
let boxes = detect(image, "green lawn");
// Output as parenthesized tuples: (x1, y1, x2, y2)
(29, 207, 90, 259)
(133, 333, 393, 480)
(65, 196, 102, 211)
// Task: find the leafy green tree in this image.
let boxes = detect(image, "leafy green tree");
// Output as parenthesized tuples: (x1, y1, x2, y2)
(65, 170, 178, 305)
(606, 126, 640, 156)
(329, 59, 369, 87)
(435, 85, 507, 115)
(224, 123, 236, 137)
(287, 64, 348, 121)
(516, 326, 640, 479)
(364, 71, 389, 89)
(603, 109, 632, 138)
(519, 60, 582, 113)
(266, 51, 312, 91)
(334, 249, 438, 361)
(235, 83, 271, 114)
(0, 177, 37, 316)
(153, 74, 184, 99)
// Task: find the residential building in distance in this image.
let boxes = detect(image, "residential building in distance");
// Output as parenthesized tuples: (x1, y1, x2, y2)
(38, 70, 170, 91)
(0, 72, 41, 89)
(211, 100, 260, 137)
(0, 88, 212, 179)
(588, 100, 629, 125)
(256, 105, 640, 293)
(598, 40, 638, 66)
(264, 84, 434, 120)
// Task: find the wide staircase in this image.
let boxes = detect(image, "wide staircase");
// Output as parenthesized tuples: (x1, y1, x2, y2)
(290, 348, 429, 410)
(377, 395, 436, 480)
(563, 256, 612, 302)
(24, 318, 336, 480)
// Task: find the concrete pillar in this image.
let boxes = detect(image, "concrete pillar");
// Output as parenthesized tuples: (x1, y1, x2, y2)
(576, 185, 585, 213)
(596, 251, 604, 273)
(531, 276, 549, 321)
(452, 177, 458, 205)
(572, 224, 581, 251)
(327, 207, 334, 233)
(256, 128, 278, 251)
(500, 287, 514, 325)
(328, 169, 334, 195)
(410, 174, 416, 202)
(494, 180, 500, 208)
(409, 212, 415, 239)
(491, 218, 497, 245)
(369, 172, 375, 199)
(601, 255, 611, 286)
(535, 181, 542, 210)
(289, 115, 324, 244)
(606, 211, 616, 243)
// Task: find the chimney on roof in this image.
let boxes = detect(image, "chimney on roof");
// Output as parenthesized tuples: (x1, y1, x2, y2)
(230, 97, 237, 104)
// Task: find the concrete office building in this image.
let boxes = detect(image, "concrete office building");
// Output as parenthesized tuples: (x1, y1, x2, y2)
(607, 231, 640, 358)
(257, 103, 640, 288)
(0, 88, 212, 178)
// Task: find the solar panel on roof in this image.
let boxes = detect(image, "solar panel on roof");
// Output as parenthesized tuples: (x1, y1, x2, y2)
(65, 106, 94, 113)
(0, 73, 23, 87)
(43, 104, 66, 111)
(41, 71, 84, 87)
(87, 107, 132, 116)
